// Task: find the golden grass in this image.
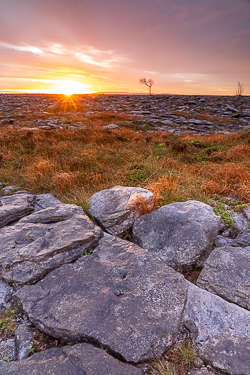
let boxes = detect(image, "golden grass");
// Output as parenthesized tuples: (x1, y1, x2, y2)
(1, 123, 250, 212)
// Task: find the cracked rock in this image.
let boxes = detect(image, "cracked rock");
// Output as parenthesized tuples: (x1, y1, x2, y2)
(132, 200, 221, 271)
(197, 245, 250, 310)
(0, 204, 103, 286)
(14, 236, 187, 363)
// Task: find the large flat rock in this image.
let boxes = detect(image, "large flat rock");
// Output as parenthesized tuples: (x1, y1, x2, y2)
(0, 204, 102, 286)
(89, 186, 156, 237)
(0, 193, 35, 228)
(182, 282, 250, 343)
(200, 332, 250, 375)
(132, 200, 221, 271)
(197, 245, 250, 310)
(14, 236, 187, 363)
(182, 283, 250, 373)
(0, 343, 143, 374)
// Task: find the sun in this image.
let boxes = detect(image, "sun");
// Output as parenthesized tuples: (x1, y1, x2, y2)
(49, 80, 91, 95)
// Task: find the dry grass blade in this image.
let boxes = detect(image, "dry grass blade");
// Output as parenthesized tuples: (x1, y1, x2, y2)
(147, 359, 177, 375)
(127, 193, 159, 215)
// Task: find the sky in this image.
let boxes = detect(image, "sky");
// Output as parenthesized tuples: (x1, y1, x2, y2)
(0, 0, 249, 95)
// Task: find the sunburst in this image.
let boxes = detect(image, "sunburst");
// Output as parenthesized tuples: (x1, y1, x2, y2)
(49, 80, 91, 96)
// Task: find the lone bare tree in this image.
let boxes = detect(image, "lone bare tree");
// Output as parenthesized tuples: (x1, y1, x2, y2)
(139, 78, 154, 95)
(235, 81, 244, 96)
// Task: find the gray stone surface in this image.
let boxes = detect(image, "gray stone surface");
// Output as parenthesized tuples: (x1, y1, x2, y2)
(231, 228, 250, 247)
(89, 186, 156, 237)
(33, 193, 62, 212)
(103, 123, 121, 130)
(197, 246, 250, 310)
(182, 282, 250, 345)
(189, 369, 214, 375)
(201, 332, 250, 375)
(0, 279, 12, 312)
(0, 344, 143, 374)
(132, 200, 221, 271)
(14, 236, 187, 363)
(0, 204, 102, 286)
(1, 94, 250, 134)
(0, 193, 35, 228)
(230, 211, 249, 232)
(2, 186, 20, 195)
(214, 235, 233, 247)
(0, 339, 16, 361)
(15, 324, 34, 360)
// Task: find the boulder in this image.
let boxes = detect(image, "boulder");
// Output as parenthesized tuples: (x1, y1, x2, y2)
(182, 282, 250, 345)
(200, 332, 250, 375)
(197, 245, 250, 310)
(0, 204, 102, 286)
(0, 193, 35, 228)
(132, 200, 221, 271)
(14, 236, 187, 363)
(0, 344, 143, 374)
(89, 186, 156, 237)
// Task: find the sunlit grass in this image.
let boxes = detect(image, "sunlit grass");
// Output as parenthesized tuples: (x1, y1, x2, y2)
(1, 123, 250, 214)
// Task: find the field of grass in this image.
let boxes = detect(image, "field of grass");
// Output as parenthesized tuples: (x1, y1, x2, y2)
(1, 111, 250, 213)
(1, 105, 250, 371)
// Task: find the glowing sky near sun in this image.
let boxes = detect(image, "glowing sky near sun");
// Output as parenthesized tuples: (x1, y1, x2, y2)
(0, 0, 249, 95)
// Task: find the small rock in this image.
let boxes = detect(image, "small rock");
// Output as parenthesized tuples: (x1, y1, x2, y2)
(15, 324, 34, 360)
(214, 235, 233, 247)
(2, 186, 20, 195)
(33, 193, 62, 212)
(0, 193, 35, 229)
(0, 339, 16, 361)
(0, 279, 13, 312)
(102, 123, 121, 130)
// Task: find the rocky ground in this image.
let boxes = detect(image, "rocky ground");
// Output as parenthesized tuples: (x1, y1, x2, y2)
(0, 94, 250, 134)
(1, 184, 250, 374)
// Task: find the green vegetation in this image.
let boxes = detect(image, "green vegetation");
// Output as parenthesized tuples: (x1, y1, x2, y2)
(28, 346, 36, 356)
(209, 194, 248, 228)
(147, 341, 197, 375)
(0, 307, 16, 340)
(82, 248, 94, 256)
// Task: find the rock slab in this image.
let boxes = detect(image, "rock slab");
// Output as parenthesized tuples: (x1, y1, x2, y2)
(0, 193, 35, 228)
(0, 204, 102, 286)
(14, 236, 187, 363)
(201, 332, 250, 375)
(197, 245, 250, 310)
(182, 282, 250, 344)
(0, 343, 143, 374)
(132, 200, 221, 270)
(89, 185, 156, 237)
